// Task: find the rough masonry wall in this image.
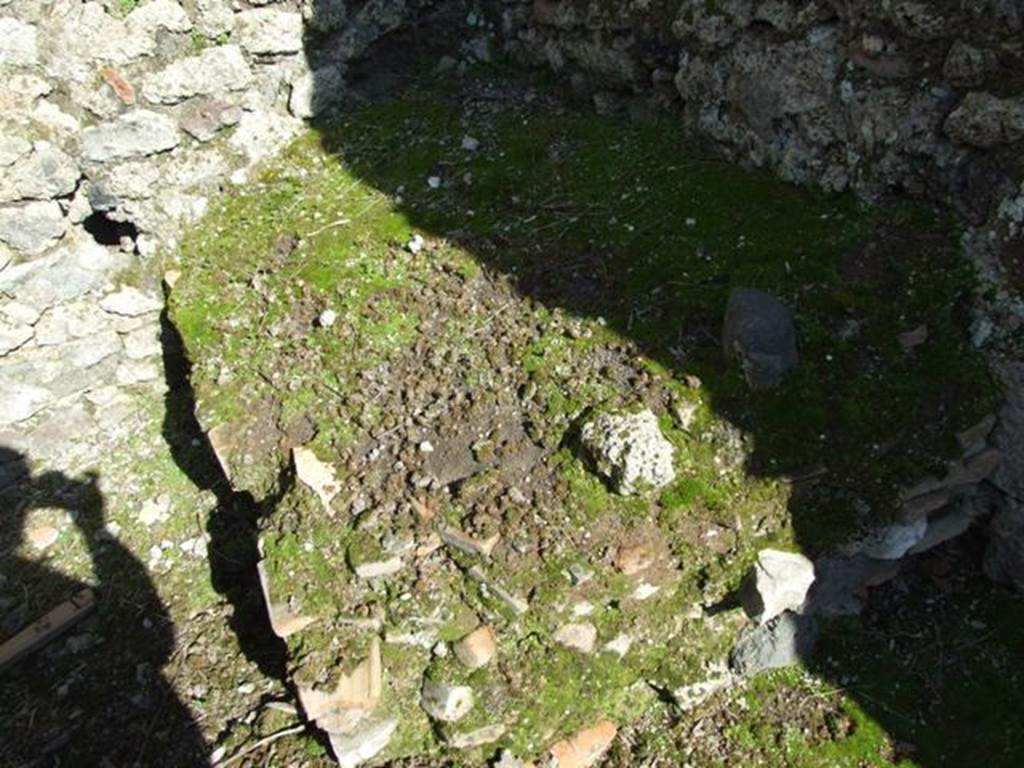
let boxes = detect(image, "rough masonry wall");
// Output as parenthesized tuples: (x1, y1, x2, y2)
(0, 0, 421, 480)
(500, 0, 1024, 225)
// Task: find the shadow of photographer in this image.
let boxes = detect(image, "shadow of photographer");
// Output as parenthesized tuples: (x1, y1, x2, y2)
(0, 448, 206, 765)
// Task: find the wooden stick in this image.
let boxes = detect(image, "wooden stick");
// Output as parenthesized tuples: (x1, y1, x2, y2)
(213, 723, 306, 767)
(0, 588, 96, 673)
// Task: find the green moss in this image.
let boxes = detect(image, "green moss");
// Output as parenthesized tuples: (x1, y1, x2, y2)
(171, 65, 1004, 766)
(174, 86, 997, 549)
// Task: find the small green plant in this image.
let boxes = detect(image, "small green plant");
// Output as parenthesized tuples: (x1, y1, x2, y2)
(118, 0, 141, 16)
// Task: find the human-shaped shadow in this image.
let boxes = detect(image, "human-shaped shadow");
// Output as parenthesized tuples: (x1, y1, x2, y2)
(0, 448, 207, 764)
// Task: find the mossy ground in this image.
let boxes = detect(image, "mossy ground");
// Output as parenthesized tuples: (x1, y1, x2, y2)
(168, 63, 1007, 767)
(607, 533, 1024, 768)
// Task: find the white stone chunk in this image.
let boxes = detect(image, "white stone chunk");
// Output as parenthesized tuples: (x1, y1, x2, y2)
(328, 717, 397, 768)
(0, 17, 38, 66)
(81, 110, 180, 162)
(740, 548, 816, 624)
(143, 45, 253, 104)
(237, 9, 304, 55)
(554, 622, 597, 653)
(125, 0, 192, 34)
(580, 409, 676, 495)
(0, 143, 80, 204)
(421, 680, 474, 722)
(99, 287, 163, 317)
(228, 110, 302, 163)
(0, 201, 66, 255)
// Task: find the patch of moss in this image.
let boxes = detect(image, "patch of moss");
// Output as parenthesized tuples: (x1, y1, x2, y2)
(170, 64, 1004, 766)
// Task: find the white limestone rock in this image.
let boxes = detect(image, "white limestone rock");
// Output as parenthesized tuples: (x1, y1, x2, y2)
(125, 0, 192, 35)
(195, 0, 235, 38)
(143, 45, 253, 105)
(421, 680, 474, 722)
(99, 287, 163, 317)
(34, 300, 115, 347)
(0, 234, 128, 313)
(328, 716, 398, 768)
(0, 134, 31, 167)
(237, 9, 304, 55)
(581, 408, 676, 495)
(0, 142, 80, 204)
(0, 17, 38, 66)
(740, 549, 816, 624)
(81, 110, 180, 162)
(228, 109, 302, 163)
(0, 319, 33, 355)
(48, 2, 155, 71)
(0, 378, 52, 426)
(554, 622, 597, 653)
(0, 201, 66, 255)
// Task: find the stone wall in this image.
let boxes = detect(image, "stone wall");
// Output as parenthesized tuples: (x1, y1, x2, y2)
(0, 0, 420, 481)
(500, 0, 1024, 225)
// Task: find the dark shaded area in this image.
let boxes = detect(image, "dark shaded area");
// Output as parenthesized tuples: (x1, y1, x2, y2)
(82, 210, 139, 249)
(808, 529, 1024, 767)
(299, 7, 1024, 765)
(158, 309, 288, 683)
(0, 309, 308, 765)
(159, 310, 337, 757)
(0, 448, 206, 766)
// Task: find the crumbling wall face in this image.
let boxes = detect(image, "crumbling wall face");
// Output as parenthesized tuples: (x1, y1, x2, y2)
(500, 0, 1024, 224)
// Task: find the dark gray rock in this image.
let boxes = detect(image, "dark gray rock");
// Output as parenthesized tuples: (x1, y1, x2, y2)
(992, 361, 1024, 501)
(86, 182, 120, 213)
(984, 502, 1024, 593)
(730, 611, 818, 676)
(805, 556, 901, 616)
(943, 41, 999, 87)
(945, 93, 1024, 149)
(722, 287, 799, 389)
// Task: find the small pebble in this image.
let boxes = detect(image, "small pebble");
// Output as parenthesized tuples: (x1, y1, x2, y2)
(407, 234, 425, 254)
